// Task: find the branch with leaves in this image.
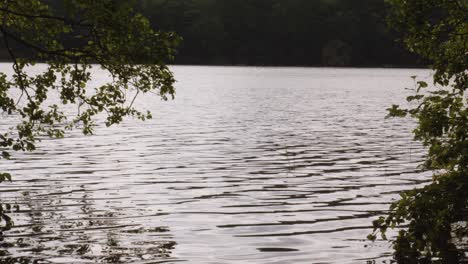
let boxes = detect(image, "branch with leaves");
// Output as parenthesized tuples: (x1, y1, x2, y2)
(0, 0, 180, 232)
(368, 0, 467, 262)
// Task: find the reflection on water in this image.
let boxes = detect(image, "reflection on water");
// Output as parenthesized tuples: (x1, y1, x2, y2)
(0, 66, 431, 263)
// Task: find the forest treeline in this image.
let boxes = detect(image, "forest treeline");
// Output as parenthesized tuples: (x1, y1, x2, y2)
(0, 0, 424, 67)
(136, 0, 423, 67)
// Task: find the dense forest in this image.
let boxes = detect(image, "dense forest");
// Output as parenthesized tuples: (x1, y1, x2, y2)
(135, 0, 423, 67)
(0, 0, 423, 67)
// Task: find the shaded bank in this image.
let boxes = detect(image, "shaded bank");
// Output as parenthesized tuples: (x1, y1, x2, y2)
(0, 0, 423, 68)
(137, 0, 422, 67)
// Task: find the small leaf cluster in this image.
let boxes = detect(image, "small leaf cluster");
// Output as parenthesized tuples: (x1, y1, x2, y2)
(371, 171, 467, 263)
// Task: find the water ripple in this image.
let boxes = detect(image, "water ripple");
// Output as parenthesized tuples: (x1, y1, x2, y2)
(0, 65, 431, 263)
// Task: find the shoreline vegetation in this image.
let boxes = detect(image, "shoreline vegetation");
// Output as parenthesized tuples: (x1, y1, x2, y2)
(0, 0, 424, 68)
(0, 60, 429, 69)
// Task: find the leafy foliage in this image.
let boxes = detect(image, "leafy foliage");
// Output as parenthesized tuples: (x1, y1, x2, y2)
(369, 0, 467, 262)
(0, 0, 179, 231)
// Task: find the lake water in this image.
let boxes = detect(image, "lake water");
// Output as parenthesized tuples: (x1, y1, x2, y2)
(0, 66, 432, 263)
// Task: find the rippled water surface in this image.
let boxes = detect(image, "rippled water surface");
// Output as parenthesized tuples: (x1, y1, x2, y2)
(0, 66, 432, 263)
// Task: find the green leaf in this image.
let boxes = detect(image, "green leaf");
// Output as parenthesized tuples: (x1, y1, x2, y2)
(0, 173, 12, 182)
(367, 234, 377, 242)
(1, 151, 10, 159)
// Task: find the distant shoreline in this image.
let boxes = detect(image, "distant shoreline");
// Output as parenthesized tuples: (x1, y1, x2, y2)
(0, 60, 428, 70)
(170, 63, 429, 70)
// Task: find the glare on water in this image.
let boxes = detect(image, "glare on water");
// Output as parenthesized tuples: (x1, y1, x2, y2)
(0, 65, 431, 263)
